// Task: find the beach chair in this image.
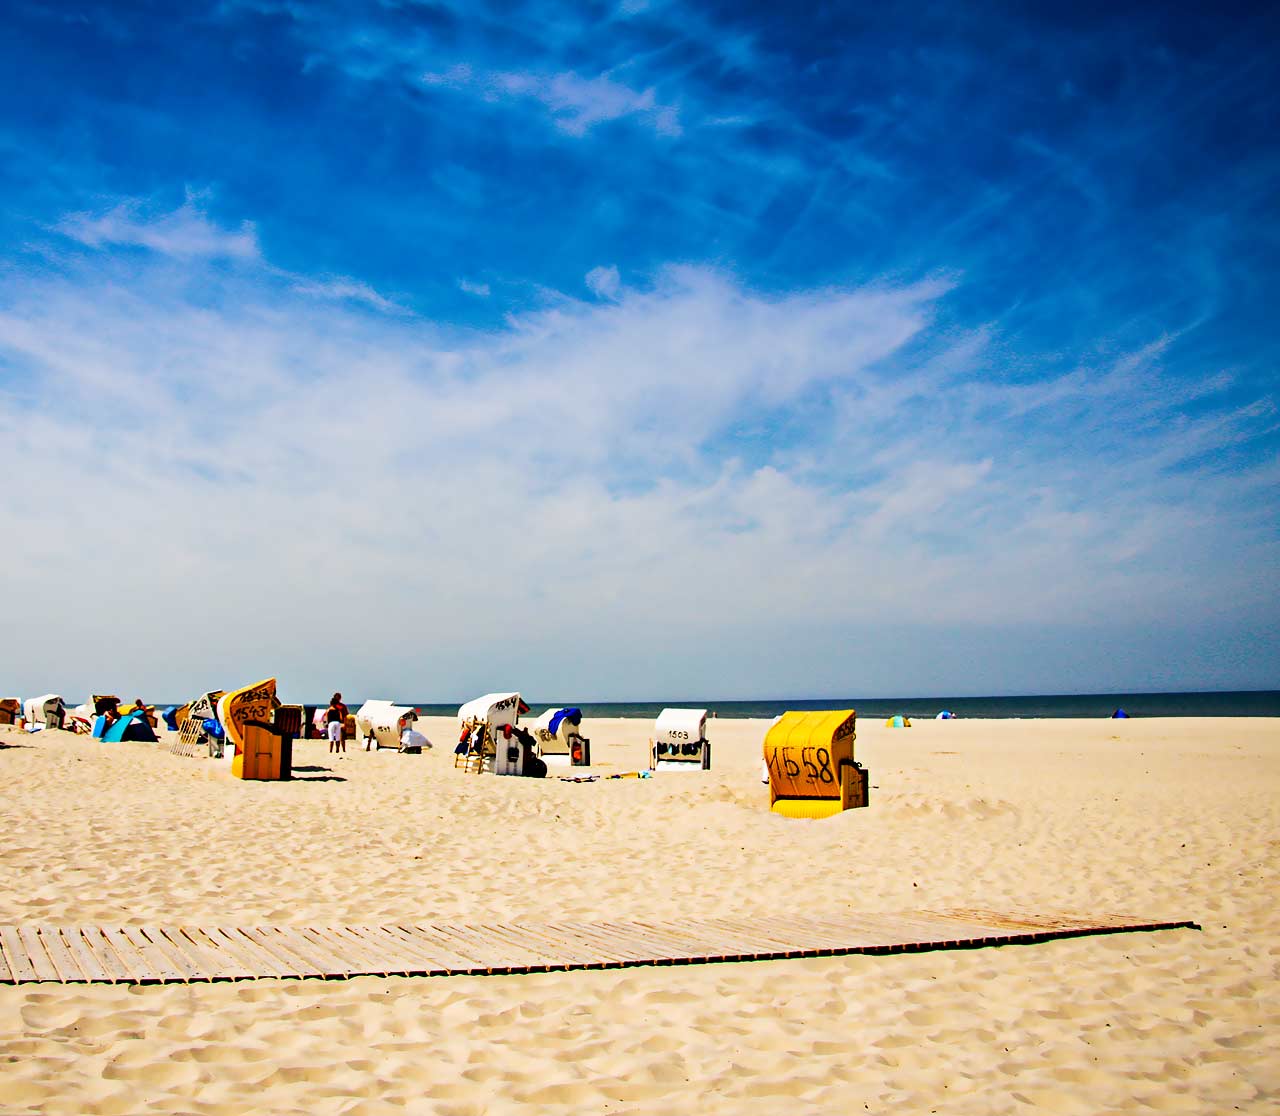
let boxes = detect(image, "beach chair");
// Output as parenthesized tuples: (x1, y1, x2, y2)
(456, 693, 529, 775)
(763, 710, 867, 818)
(650, 708, 711, 771)
(24, 695, 66, 731)
(0, 699, 19, 726)
(355, 701, 418, 751)
(533, 707, 591, 767)
(220, 678, 292, 781)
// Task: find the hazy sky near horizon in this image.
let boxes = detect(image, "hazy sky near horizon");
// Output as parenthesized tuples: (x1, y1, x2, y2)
(2, 1, 1278, 702)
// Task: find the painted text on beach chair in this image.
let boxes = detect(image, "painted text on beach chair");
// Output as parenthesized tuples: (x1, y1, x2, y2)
(763, 709, 867, 818)
(219, 678, 292, 780)
(650, 708, 711, 771)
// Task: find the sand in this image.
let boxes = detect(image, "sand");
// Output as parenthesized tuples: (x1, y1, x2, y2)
(0, 714, 1276, 1114)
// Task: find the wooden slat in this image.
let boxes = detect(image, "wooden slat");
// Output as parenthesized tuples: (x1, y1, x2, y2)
(800, 913, 936, 948)
(597, 918, 696, 961)
(310, 926, 390, 976)
(708, 916, 814, 956)
(389, 924, 483, 973)
(385, 924, 484, 974)
(368, 925, 462, 975)
(766, 913, 898, 950)
(429, 922, 537, 973)
(137, 926, 202, 981)
(658, 917, 784, 959)
(629, 920, 733, 960)
(182, 928, 258, 980)
(34, 926, 87, 982)
(572, 919, 668, 962)
(236, 927, 321, 978)
(405, 924, 495, 973)
(317, 926, 409, 976)
(599, 918, 707, 960)
(463, 922, 565, 970)
(1, 926, 41, 983)
(267, 928, 348, 978)
(0, 930, 16, 983)
(99, 927, 153, 982)
(440, 920, 540, 970)
(79, 927, 134, 982)
(202, 928, 290, 979)
(544, 921, 653, 965)
(61, 928, 113, 982)
(502, 921, 602, 968)
(576, 919, 687, 962)
(121, 927, 187, 983)
(16, 926, 60, 982)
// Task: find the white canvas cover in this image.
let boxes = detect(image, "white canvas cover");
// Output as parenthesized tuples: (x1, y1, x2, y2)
(355, 700, 417, 749)
(653, 708, 707, 745)
(24, 695, 64, 726)
(458, 693, 523, 727)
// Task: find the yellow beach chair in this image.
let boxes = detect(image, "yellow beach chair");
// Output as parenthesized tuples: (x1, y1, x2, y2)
(763, 710, 868, 818)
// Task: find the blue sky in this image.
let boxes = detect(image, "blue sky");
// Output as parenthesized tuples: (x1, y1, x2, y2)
(1, 0, 1277, 701)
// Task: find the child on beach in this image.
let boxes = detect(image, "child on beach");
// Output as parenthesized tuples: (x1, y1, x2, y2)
(326, 693, 348, 753)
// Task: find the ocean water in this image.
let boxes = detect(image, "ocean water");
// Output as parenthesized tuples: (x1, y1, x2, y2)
(378, 690, 1280, 720)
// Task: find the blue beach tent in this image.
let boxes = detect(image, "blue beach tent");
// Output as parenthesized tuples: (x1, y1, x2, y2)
(161, 706, 181, 731)
(1111, 708, 1130, 719)
(102, 710, 159, 743)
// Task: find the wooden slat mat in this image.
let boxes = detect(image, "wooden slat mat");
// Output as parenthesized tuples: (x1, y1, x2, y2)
(0, 910, 1197, 985)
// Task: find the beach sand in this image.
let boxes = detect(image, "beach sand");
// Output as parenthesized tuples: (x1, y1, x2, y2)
(0, 714, 1276, 1114)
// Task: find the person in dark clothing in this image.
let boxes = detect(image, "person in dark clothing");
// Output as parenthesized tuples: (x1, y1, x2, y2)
(326, 692, 348, 753)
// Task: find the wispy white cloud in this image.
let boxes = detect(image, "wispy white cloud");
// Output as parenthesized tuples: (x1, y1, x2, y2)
(55, 196, 260, 260)
(492, 70, 681, 137)
(290, 275, 400, 312)
(585, 265, 620, 299)
(458, 278, 491, 298)
(422, 65, 681, 137)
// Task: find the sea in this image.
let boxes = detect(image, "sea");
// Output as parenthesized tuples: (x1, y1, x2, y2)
(338, 690, 1280, 720)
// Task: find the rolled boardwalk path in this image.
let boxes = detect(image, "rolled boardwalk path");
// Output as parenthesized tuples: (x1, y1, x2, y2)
(0, 910, 1197, 985)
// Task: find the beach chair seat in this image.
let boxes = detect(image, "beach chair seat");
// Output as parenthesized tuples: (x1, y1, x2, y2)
(237, 720, 283, 780)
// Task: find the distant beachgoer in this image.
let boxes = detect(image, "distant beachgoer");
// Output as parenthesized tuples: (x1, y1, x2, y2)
(326, 693, 348, 753)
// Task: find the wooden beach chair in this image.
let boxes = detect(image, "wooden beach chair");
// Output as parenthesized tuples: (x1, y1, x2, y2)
(763, 709, 868, 818)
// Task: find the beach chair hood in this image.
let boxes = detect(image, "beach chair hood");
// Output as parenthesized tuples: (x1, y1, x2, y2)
(458, 693, 528, 726)
(653, 708, 707, 744)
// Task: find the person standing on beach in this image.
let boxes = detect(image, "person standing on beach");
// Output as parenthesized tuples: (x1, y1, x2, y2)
(326, 693, 348, 753)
